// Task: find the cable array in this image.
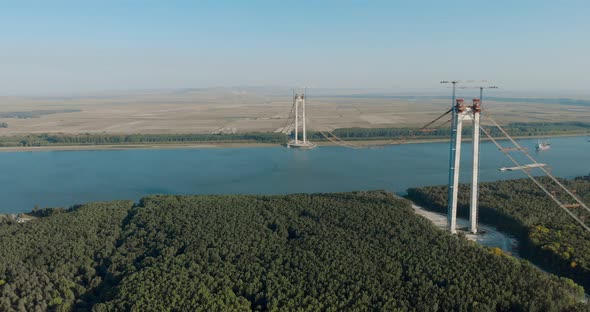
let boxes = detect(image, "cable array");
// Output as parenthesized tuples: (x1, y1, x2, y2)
(479, 110, 590, 233)
(281, 85, 589, 234)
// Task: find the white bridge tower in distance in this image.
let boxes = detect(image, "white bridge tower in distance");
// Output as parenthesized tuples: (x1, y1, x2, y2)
(447, 96, 483, 234)
(287, 91, 316, 149)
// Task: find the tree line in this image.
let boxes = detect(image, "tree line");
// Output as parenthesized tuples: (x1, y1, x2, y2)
(1, 121, 589, 147)
(0, 133, 288, 147)
(316, 121, 590, 141)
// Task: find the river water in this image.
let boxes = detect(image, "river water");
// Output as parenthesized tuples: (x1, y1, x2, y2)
(0, 136, 588, 214)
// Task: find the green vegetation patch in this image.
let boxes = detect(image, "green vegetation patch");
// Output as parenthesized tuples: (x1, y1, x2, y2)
(0, 192, 587, 311)
(0, 132, 288, 147)
(0, 200, 134, 311)
(1, 122, 589, 148)
(313, 122, 590, 141)
(407, 177, 590, 291)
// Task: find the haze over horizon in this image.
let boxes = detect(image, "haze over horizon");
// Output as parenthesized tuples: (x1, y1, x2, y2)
(2, 0, 589, 96)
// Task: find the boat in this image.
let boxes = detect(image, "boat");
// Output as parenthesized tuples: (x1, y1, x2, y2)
(535, 139, 551, 151)
(499, 163, 547, 172)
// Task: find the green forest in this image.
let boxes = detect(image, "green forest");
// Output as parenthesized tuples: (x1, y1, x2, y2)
(1, 121, 589, 147)
(407, 176, 590, 291)
(0, 192, 587, 311)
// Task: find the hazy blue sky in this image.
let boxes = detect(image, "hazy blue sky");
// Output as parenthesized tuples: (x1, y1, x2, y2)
(1, 0, 589, 95)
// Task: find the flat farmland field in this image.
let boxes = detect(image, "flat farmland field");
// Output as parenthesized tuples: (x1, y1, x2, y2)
(1, 88, 589, 135)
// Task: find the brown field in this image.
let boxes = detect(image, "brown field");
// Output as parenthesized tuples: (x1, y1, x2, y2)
(0, 88, 589, 135)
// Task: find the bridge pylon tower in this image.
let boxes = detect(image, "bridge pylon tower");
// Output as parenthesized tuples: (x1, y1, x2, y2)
(287, 91, 316, 149)
(447, 95, 482, 234)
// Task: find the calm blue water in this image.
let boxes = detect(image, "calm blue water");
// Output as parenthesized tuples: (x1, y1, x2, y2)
(0, 136, 588, 214)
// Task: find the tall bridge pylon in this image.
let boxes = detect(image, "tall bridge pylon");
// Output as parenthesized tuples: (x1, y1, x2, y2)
(287, 91, 316, 149)
(447, 97, 482, 234)
(445, 80, 484, 234)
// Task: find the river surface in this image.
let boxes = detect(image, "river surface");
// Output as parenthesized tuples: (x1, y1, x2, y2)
(0, 136, 588, 214)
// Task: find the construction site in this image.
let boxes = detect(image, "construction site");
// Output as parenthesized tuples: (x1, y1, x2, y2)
(1, 81, 589, 238)
(277, 81, 590, 238)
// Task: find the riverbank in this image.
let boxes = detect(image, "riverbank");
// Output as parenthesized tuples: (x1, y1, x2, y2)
(0, 132, 587, 153)
(412, 204, 518, 254)
(0, 142, 278, 152)
(412, 202, 590, 302)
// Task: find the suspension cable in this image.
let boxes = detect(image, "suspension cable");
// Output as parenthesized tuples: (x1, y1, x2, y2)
(327, 131, 363, 148)
(377, 110, 453, 146)
(481, 108, 590, 215)
(416, 108, 453, 132)
(322, 108, 453, 148)
(478, 123, 590, 233)
(295, 90, 453, 149)
(318, 131, 362, 149)
(280, 97, 297, 134)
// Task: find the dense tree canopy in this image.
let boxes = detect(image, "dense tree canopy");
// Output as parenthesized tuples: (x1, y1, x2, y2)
(407, 176, 590, 291)
(0, 192, 587, 311)
(0, 201, 134, 311)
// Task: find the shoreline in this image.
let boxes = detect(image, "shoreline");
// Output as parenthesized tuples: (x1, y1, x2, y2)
(411, 204, 518, 254)
(0, 132, 587, 153)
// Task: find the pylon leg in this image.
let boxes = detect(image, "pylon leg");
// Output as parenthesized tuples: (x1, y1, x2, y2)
(448, 112, 464, 234)
(294, 96, 299, 143)
(470, 111, 480, 234)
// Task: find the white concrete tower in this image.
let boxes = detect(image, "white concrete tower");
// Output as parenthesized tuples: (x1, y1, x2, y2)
(469, 98, 482, 233)
(447, 98, 466, 234)
(287, 91, 316, 149)
(294, 94, 299, 144)
(302, 93, 307, 144)
(447, 97, 482, 234)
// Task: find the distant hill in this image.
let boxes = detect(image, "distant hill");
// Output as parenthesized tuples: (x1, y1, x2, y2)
(0, 191, 586, 311)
